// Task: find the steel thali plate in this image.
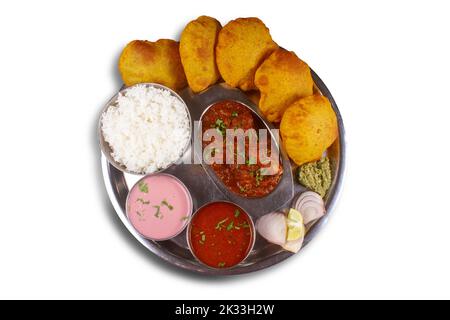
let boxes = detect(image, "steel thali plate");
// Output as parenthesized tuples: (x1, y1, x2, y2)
(101, 70, 346, 275)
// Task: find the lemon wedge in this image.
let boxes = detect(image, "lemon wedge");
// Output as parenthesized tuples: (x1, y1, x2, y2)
(286, 208, 305, 241)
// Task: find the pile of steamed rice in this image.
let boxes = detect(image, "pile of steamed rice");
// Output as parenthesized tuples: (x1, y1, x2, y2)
(101, 85, 190, 174)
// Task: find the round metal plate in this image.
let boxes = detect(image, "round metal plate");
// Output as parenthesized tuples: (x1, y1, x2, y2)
(100, 70, 346, 275)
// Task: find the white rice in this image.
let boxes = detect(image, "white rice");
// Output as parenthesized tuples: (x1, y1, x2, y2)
(101, 85, 190, 174)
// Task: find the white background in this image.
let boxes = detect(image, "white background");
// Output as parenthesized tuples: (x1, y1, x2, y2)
(0, 0, 449, 300)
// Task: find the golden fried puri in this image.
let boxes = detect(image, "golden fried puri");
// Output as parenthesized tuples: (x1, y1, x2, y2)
(216, 17, 278, 91)
(180, 16, 222, 93)
(255, 49, 314, 122)
(119, 39, 187, 91)
(280, 95, 338, 166)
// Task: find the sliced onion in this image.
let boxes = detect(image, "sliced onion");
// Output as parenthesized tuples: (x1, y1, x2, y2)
(301, 191, 324, 199)
(294, 192, 322, 209)
(256, 212, 287, 246)
(294, 191, 325, 225)
(282, 237, 304, 253)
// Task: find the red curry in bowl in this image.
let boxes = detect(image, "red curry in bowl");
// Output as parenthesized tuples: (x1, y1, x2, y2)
(188, 201, 254, 269)
(201, 100, 282, 198)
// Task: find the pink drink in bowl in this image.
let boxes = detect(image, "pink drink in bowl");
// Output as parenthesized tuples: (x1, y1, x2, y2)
(126, 174, 193, 240)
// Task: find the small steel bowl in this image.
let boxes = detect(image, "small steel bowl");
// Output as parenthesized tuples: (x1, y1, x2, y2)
(186, 200, 256, 270)
(126, 173, 194, 241)
(98, 83, 192, 175)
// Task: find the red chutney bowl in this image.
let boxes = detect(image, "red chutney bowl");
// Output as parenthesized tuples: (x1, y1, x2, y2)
(187, 201, 255, 270)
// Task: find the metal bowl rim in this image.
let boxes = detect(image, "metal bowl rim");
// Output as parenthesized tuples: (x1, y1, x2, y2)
(125, 172, 194, 241)
(100, 69, 346, 275)
(196, 98, 286, 199)
(97, 83, 193, 176)
(185, 200, 256, 270)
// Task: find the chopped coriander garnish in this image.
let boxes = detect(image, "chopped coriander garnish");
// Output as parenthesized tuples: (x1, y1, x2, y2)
(153, 205, 162, 218)
(218, 262, 226, 268)
(213, 118, 227, 136)
(255, 169, 264, 186)
(138, 181, 149, 193)
(241, 221, 250, 228)
(226, 221, 234, 231)
(161, 199, 173, 210)
(231, 111, 238, 117)
(215, 218, 229, 230)
(234, 209, 240, 217)
(136, 198, 150, 205)
(237, 183, 247, 193)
